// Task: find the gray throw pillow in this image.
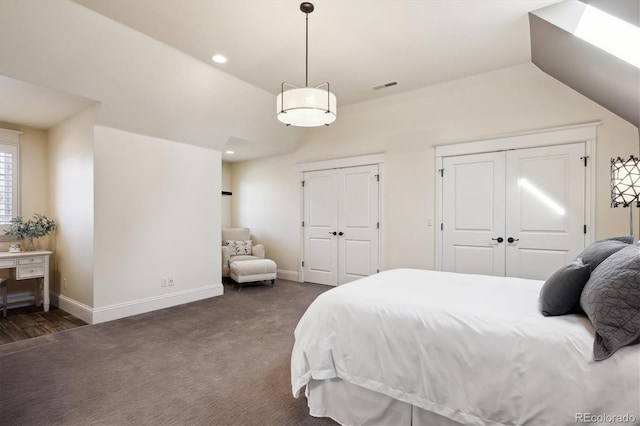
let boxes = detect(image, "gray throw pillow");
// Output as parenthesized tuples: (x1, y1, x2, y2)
(577, 237, 633, 271)
(604, 235, 634, 244)
(580, 244, 640, 360)
(539, 258, 591, 316)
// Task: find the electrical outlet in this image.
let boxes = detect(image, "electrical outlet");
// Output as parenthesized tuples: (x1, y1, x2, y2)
(63, 278, 68, 289)
(168, 277, 175, 286)
(161, 277, 168, 287)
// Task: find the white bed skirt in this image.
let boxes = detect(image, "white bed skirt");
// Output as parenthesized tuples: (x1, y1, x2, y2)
(306, 378, 464, 426)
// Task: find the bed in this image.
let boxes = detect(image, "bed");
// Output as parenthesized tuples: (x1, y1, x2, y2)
(291, 268, 640, 426)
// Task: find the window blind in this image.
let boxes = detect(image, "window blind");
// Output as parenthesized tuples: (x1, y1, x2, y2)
(0, 152, 14, 224)
(0, 141, 18, 225)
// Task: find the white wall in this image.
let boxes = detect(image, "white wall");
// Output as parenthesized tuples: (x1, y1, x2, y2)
(48, 105, 98, 306)
(93, 126, 222, 322)
(231, 64, 639, 275)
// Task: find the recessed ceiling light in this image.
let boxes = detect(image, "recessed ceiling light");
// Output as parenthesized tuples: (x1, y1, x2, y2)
(212, 54, 227, 64)
(225, 150, 235, 155)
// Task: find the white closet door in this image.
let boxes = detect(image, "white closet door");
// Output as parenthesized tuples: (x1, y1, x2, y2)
(303, 164, 380, 286)
(303, 169, 338, 286)
(442, 152, 506, 276)
(337, 165, 379, 285)
(505, 143, 586, 280)
(441, 143, 586, 280)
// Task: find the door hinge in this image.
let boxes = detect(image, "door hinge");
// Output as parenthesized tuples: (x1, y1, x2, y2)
(375, 174, 380, 182)
(377, 222, 380, 229)
(439, 168, 444, 177)
(584, 224, 587, 234)
(301, 180, 305, 187)
(441, 223, 444, 231)
(302, 221, 305, 227)
(302, 260, 305, 267)
(580, 156, 589, 167)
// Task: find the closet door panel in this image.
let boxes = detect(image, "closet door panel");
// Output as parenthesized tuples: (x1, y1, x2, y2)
(505, 143, 585, 280)
(303, 169, 339, 286)
(338, 165, 379, 285)
(442, 152, 506, 276)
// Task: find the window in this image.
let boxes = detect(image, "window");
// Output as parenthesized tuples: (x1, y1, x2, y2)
(0, 129, 20, 226)
(575, 4, 640, 69)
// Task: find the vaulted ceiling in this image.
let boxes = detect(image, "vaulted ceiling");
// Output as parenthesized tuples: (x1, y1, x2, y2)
(72, 0, 561, 108)
(0, 0, 637, 162)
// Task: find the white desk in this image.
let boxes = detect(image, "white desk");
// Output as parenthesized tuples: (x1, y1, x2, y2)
(0, 250, 52, 311)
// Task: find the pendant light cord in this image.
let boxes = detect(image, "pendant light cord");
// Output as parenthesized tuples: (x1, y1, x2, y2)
(305, 10, 309, 87)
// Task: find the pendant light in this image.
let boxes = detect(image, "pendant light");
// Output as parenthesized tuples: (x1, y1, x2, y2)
(277, 2, 337, 127)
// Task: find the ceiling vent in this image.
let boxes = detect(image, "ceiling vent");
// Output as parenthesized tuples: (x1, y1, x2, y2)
(372, 81, 398, 90)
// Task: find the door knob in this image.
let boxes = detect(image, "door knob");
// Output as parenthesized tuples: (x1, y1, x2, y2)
(507, 237, 519, 243)
(491, 237, 504, 243)
(329, 231, 337, 235)
(338, 232, 344, 236)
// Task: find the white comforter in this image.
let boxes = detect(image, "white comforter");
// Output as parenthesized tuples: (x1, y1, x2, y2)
(292, 269, 640, 426)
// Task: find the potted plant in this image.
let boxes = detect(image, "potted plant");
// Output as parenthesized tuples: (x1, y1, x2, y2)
(4, 214, 57, 251)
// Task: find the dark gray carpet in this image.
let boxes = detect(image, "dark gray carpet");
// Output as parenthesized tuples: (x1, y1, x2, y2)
(0, 280, 336, 426)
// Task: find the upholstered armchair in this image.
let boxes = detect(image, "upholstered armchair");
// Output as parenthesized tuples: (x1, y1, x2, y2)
(221, 228, 265, 277)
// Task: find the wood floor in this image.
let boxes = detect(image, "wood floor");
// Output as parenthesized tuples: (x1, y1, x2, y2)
(0, 305, 87, 345)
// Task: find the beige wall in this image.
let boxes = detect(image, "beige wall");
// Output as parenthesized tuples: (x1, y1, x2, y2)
(0, 122, 50, 224)
(231, 64, 640, 274)
(0, 122, 51, 294)
(93, 126, 221, 308)
(47, 105, 98, 306)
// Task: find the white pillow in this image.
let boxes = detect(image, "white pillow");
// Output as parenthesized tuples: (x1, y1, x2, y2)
(224, 240, 252, 256)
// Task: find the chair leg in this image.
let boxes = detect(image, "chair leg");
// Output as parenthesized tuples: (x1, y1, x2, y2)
(1, 280, 7, 318)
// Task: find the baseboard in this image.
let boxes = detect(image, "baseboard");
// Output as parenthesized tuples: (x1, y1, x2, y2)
(276, 269, 300, 282)
(51, 284, 224, 325)
(92, 284, 224, 324)
(51, 293, 94, 324)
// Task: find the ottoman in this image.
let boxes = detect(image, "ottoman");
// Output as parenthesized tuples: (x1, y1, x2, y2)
(230, 258, 277, 287)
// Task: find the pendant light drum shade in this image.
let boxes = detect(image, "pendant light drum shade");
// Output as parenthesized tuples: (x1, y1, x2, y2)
(277, 2, 337, 127)
(277, 86, 337, 127)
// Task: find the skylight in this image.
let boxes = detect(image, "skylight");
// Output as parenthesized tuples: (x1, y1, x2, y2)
(574, 5, 640, 69)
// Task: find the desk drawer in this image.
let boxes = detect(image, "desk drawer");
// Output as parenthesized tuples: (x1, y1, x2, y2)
(0, 258, 17, 268)
(17, 265, 44, 279)
(18, 256, 44, 265)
